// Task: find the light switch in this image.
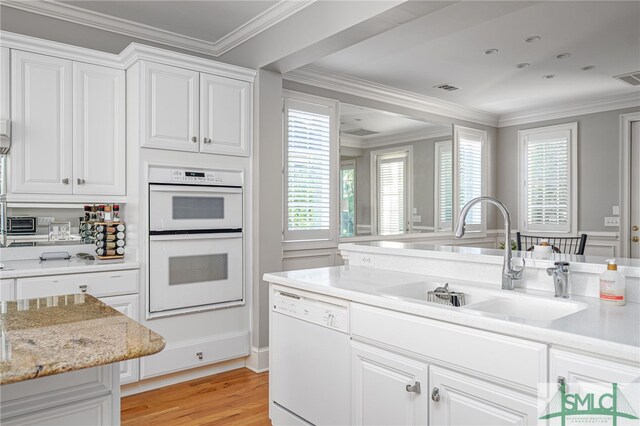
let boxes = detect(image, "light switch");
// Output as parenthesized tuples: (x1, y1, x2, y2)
(604, 217, 620, 227)
(612, 206, 620, 216)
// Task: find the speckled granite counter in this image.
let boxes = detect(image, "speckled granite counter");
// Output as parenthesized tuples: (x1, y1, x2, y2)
(0, 294, 165, 385)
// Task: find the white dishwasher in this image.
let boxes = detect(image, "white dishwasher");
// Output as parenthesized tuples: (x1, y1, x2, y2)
(270, 288, 351, 425)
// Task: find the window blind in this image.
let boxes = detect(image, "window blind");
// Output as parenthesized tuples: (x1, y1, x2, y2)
(378, 155, 406, 235)
(524, 131, 570, 230)
(458, 137, 483, 225)
(286, 107, 331, 235)
(436, 142, 453, 230)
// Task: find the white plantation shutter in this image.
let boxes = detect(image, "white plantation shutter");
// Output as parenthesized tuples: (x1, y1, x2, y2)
(459, 135, 483, 225)
(435, 141, 453, 231)
(284, 98, 336, 241)
(521, 125, 575, 233)
(378, 155, 407, 235)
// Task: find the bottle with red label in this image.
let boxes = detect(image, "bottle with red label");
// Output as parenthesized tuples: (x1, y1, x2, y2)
(599, 259, 626, 306)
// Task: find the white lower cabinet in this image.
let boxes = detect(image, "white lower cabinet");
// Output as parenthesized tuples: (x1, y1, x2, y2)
(2, 394, 113, 426)
(352, 341, 428, 426)
(429, 366, 538, 426)
(101, 294, 140, 384)
(1, 279, 15, 300)
(550, 348, 640, 388)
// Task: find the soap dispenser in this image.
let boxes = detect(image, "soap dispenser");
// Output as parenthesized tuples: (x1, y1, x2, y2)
(599, 259, 626, 306)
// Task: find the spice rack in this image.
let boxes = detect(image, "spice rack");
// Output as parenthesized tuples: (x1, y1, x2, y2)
(94, 222, 126, 260)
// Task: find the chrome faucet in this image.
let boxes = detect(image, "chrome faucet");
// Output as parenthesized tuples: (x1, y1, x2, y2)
(547, 261, 570, 298)
(454, 197, 524, 290)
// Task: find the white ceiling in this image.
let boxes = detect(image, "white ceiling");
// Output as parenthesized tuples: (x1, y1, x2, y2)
(304, 1, 640, 115)
(61, 1, 277, 44)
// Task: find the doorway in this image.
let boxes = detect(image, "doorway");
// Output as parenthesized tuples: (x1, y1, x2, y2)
(631, 120, 639, 259)
(621, 113, 640, 259)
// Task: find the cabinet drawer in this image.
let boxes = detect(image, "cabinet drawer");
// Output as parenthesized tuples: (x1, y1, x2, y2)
(140, 331, 248, 379)
(16, 269, 138, 299)
(550, 348, 640, 385)
(2, 394, 113, 426)
(351, 303, 547, 391)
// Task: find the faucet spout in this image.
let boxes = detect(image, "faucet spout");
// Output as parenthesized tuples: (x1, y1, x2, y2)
(455, 197, 524, 290)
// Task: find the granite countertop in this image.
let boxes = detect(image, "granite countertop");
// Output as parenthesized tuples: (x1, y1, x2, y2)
(0, 257, 140, 279)
(0, 294, 165, 385)
(264, 266, 640, 363)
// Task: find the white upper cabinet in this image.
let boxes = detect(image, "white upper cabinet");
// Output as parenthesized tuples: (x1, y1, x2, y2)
(142, 61, 199, 152)
(73, 62, 125, 195)
(136, 61, 252, 156)
(10, 50, 125, 197)
(11, 50, 73, 194)
(200, 73, 251, 156)
(1, 47, 9, 120)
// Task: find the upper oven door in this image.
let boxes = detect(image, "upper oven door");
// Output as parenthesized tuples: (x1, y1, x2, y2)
(149, 185, 242, 231)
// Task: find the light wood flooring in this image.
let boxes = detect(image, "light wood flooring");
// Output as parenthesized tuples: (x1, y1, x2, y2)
(121, 368, 270, 426)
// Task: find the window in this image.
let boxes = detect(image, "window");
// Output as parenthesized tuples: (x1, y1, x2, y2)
(340, 160, 356, 237)
(519, 122, 577, 234)
(284, 95, 338, 242)
(434, 141, 453, 231)
(371, 147, 412, 235)
(454, 126, 486, 233)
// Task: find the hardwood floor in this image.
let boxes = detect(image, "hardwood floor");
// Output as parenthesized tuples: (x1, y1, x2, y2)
(121, 368, 271, 426)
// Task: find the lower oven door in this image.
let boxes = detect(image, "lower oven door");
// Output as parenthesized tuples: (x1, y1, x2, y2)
(149, 232, 243, 313)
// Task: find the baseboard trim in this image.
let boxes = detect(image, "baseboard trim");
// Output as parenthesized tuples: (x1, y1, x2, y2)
(121, 358, 246, 396)
(245, 346, 270, 373)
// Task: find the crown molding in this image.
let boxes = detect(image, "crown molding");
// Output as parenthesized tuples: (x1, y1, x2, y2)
(285, 68, 500, 127)
(1, 0, 314, 57)
(0, 30, 123, 68)
(498, 91, 640, 127)
(341, 126, 451, 149)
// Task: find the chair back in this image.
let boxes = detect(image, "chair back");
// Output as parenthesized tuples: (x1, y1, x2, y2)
(516, 233, 587, 255)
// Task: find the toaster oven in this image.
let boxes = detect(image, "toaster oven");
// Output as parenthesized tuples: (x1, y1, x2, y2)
(7, 216, 36, 235)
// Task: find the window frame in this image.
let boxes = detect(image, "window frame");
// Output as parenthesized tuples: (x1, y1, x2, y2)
(518, 122, 578, 235)
(453, 125, 487, 235)
(282, 91, 339, 245)
(340, 159, 357, 238)
(434, 140, 453, 232)
(370, 145, 413, 236)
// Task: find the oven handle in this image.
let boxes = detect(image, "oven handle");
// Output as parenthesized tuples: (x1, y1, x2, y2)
(150, 232, 242, 242)
(149, 184, 242, 194)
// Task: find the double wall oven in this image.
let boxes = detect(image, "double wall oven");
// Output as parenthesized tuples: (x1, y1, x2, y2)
(148, 166, 244, 316)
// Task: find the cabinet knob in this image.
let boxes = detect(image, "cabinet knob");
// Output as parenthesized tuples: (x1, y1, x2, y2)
(405, 381, 421, 394)
(632, 225, 639, 232)
(77, 178, 86, 185)
(557, 376, 567, 391)
(431, 387, 440, 402)
(196, 351, 203, 360)
(191, 136, 197, 143)
(79, 284, 87, 293)
(204, 137, 212, 144)
(633, 236, 639, 243)
(62, 178, 69, 184)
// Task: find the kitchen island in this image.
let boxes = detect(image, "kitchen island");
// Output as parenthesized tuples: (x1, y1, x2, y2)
(0, 294, 165, 425)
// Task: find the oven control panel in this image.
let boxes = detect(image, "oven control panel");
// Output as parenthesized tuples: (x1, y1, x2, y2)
(273, 290, 349, 333)
(171, 170, 224, 184)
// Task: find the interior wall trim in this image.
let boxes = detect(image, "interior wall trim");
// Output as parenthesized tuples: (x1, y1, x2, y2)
(1, 0, 314, 57)
(498, 92, 640, 127)
(341, 127, 451, 149)
(284, 68, 500, 128)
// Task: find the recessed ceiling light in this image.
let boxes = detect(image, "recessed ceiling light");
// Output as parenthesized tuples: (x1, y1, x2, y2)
(556, 53, 571, 59)
(542, 74, 556, 79)
(483, 48, 499, 55)
(582, 65, 596, 71)
(516, 63, 530, 69)
(525, 36, 541, 43)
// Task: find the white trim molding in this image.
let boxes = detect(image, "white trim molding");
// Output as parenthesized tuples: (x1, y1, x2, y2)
(285, 68, 500, 127)
(619, 112, 640, 258)
(340, 126, 451, 149)
(245, 346, 269, 373)
(499, 92, 640, 127)
(2, 0, 314, 57)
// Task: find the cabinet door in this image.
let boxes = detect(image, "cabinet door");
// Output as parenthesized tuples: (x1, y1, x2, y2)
(1, 47, 9, 120)
(1, 279, 15, 301)
(100, 294, 140, 384)
(550, 348, 640, 389)
(73, 63, 125, 195)
(11, 50, 72, 194)
(199, 73, 251, 156)
(2, 394, 112, 425)
(142, 61, 199, 152)
(352, 341, 428, 426)
(429, 366, 538, 426)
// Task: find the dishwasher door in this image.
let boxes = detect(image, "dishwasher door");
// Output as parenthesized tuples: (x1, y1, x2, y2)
(271, 293, 351, 425)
